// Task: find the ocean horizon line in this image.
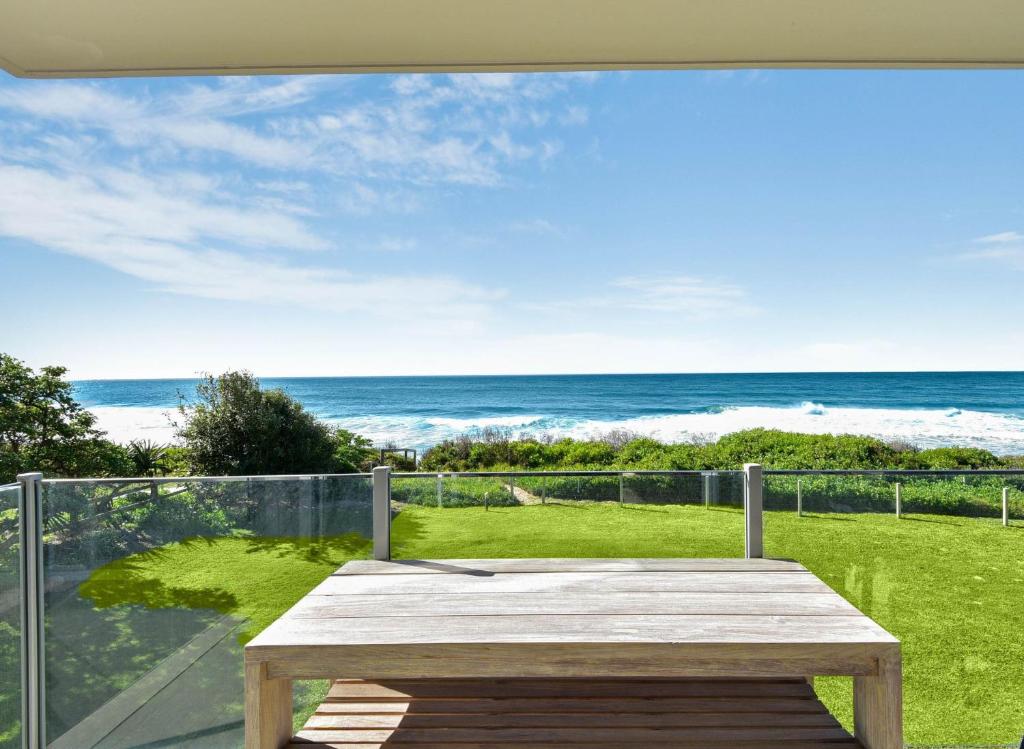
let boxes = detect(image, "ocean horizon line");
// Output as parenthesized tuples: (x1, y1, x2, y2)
(73, 371, 1024, 455)
(71, 369, 1024, 383)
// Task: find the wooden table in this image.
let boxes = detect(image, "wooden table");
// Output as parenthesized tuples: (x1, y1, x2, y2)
(245, 558, 901, 749)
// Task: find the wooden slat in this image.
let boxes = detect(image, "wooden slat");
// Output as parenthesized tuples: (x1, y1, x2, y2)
(316, 697, 830, 714)
(290, 743, 861, 749)
(252, 614, 894, 646)
(295, 726, 855, 742)
(290, 591, 861, 618)
(304, 711, 842, 729)
(288, 742, 861, 749)
(336, 558, 807, 575)
(290, 677, 860, 748)
(259, 642, 883, 680)
(326, 678, 819, 700)
(308, 570, 835, 596)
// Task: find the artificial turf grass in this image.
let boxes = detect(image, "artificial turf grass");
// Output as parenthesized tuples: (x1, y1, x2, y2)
(393, 504, 1024, 746)
(81, 533, 373, 642)
(79, 533, 373, 734)
(78, 504, 1023, 746)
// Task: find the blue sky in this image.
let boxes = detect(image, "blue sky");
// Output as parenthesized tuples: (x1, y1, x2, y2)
(1, 69, 1023, 378)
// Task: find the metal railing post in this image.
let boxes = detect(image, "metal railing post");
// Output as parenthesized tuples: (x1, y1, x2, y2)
(1003, 487, 1010, 527)
(17, 472, 45, 749)
(372, 466, 391, 561)
(797, 478, 803, 517)
(743, 464, 763, 559)
(895, 482, 902, 519)
(436, 474, 443, 508)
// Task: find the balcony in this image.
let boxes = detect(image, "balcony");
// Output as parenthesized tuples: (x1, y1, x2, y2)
(0, 467, 1021, 748)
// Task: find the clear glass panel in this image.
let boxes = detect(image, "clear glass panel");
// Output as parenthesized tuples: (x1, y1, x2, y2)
(40, 475, 372, 749)
(0, 484, 21, 749)
(391, 471, 745, 559)
(763, 471, 1024, 746)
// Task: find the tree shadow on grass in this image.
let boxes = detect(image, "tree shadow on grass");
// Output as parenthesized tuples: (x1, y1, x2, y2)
(531, 501, 590, 510)
(390, 508, 430, 556)
(241, 533, 371, 565)
(794, 513, 858, 522)
(620, 505, 670, 513)
(79, 560, 239, 613)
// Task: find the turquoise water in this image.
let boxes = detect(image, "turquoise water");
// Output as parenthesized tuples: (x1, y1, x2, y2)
(74, 371, 1024, 454)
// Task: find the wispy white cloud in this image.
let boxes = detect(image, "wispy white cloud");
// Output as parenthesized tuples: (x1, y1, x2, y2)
(0, 162, 495, 323)
(374, 237, 419, 253)
(524, 275, 758, 319)
(0, 164, 326, 251)
(611, 276, 754, 316)
(337, 183, 423, 216)
(956, 231, 1024, 269)
(0, 82, 314, 169)
(974, 231, 1024, 244)
(0, 74, 595, 187)
(0, 74, 608, 328)
(508, 218, 563, 236)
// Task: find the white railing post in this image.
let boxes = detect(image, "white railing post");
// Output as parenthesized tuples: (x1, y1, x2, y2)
(743, 464, 763, 559)
(1003, 487, 1009, 527)
(797, 478, 803, 517)
(17, 472, 45, 749)
(895, 482, 902, 519)
(372, 466, 391, 561)
(436, 474, 443, 508)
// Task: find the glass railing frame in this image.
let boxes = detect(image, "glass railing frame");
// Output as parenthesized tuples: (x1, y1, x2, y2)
(9, 465, 1022, 748)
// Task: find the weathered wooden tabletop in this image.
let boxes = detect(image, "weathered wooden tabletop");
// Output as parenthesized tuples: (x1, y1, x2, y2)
(245, 558, 901, 749)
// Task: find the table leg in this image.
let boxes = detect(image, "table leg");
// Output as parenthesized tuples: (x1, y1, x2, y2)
(854, 648, 902, 749)
(245, 660, 292, 749)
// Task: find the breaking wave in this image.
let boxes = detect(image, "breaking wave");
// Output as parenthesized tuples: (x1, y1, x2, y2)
(89, 402, 1024, 456)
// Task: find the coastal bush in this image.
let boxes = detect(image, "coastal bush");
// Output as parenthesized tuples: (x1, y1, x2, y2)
(908, 446, 1003, 470)
(0, 353, 133, 482)
(177, 371, 376, 476)
(178, 371, 336, 475)
(333, 429, 377, 473)
(419, 428, 1014, 472)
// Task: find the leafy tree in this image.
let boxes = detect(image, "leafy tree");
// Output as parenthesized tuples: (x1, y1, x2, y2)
(177, 371, 371, 475)
(0, 353, 131, 481)
(334, 429, 376, 473)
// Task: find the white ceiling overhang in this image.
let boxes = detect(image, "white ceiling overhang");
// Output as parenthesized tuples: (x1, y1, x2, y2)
(2, 0, 1024, 79)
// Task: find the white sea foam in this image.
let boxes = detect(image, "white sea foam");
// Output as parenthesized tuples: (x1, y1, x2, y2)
(425, 415, 547, 429)
(559, 406, 1024, 454)
(89, 403, 1024, 456)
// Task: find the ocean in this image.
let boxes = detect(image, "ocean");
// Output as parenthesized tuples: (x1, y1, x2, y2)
(73, 371, 1024, 456)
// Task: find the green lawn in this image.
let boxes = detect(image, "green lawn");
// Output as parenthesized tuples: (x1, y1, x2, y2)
(77, 504, 1023, 747)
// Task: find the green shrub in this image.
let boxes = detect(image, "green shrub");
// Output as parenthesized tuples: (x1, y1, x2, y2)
(391, 477, 518, 507)
(177, 371, 374, 476)
(420, 428, 1012, 473)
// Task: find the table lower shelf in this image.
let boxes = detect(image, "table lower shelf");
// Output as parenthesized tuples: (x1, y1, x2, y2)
(289, 676, 862, 748)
